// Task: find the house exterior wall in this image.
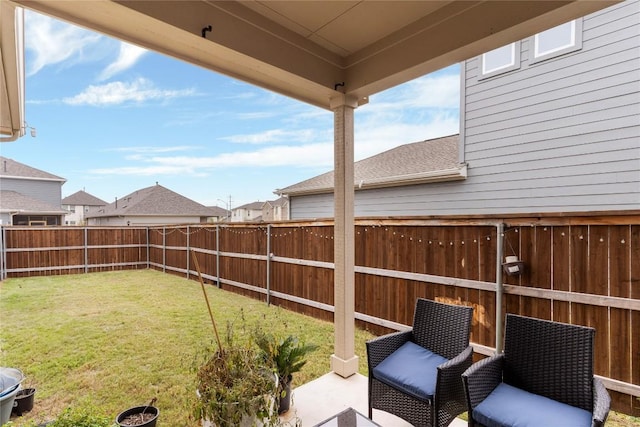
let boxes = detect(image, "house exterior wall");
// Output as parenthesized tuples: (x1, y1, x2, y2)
(63, 204, 88, 225)
(231, 208, 262, 222)
(287, 1, 640, 220)
(1, 177, 63, 207)
(460, 0, 639, 215)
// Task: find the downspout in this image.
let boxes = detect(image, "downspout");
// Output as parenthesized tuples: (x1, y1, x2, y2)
(495, 223, 505, 353)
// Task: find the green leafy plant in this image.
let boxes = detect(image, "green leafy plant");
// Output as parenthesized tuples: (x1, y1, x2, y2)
(255, 330, 318, 414)
(47, 406, 115, 427)
(256, 333, 318, 385)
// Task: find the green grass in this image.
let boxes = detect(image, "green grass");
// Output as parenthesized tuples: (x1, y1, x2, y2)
(1, 270, 637, 426)
(0, 270, 374, 426)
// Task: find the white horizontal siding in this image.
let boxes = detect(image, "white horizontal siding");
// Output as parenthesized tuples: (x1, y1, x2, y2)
(1, 178, 63, 207)
(458, 0, 640, 216)
(288, 1, 640, 220)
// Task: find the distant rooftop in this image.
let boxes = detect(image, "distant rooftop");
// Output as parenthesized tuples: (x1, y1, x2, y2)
(276, 134, 462, 196)
(87, 184, 218, 218)
(0, 156, 66, 183)
(62, 190, 107, 207)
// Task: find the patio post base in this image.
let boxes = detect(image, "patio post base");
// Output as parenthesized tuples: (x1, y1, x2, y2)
(331, 354, 359, 378)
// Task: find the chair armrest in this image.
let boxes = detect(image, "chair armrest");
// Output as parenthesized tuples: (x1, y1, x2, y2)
(462, 353, 504, 410)
(591, 377, 610, 427)
(435, 345, 474, 401)
(366, 330, 412, 369)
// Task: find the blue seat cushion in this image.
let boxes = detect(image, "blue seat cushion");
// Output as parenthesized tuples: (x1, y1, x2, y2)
(372, 341, 448, 400)
(473, 382, 592, 427)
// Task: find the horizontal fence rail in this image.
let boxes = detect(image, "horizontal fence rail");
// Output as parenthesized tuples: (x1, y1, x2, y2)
(1, 214, 639, 416)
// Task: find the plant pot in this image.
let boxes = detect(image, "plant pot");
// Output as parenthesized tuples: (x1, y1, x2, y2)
(277, 375, 292, 415)
(12, 388, 35, 416)
(115, 405, 159, 427)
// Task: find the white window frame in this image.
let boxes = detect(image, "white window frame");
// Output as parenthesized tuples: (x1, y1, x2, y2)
(530, 19, 582, 64)
(479, 41, 521, 79)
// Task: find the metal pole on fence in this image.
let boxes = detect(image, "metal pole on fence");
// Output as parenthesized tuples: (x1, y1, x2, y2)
(146, 227, 150, 269)
(163, 226, 166, 273)
(495, 222, 505, 354)
(266, 224, 271, 306)
(84, 227, 88, 273)
(186, 225, 190, 280)
(216, 225, 220, 288)
(0, 227, 5, 280)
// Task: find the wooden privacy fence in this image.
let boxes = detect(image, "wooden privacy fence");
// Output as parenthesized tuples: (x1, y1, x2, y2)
(1, 214, 639, 416)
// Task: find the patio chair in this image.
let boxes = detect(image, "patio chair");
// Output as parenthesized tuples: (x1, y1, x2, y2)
(367, 298, 474, 427)
(462, 314, 610, 427)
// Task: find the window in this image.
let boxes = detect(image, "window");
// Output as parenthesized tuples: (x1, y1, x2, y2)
(480, 42, 520, 78)
(530, 19, 582, 63)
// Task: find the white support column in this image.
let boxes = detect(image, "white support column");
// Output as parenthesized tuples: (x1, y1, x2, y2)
(330, 94, 359, 378)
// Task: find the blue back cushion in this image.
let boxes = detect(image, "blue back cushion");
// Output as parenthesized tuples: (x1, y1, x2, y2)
(473, 383, 592, 427)
(372, 341, 448, 400)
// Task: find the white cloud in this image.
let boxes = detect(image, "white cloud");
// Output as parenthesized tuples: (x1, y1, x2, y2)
(106, 146, 200, 153)
(25, 11, 104, 76)
(400, 73, 461, 109)
(63, 78, 196, 106)
(221, 129, 318, 144)
(98, 42, 147, 81)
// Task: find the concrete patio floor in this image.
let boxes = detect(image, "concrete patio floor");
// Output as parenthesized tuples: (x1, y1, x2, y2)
(280, 372, 466, 426)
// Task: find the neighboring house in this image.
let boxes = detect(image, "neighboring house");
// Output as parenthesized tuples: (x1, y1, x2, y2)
(206, 205, 231, 223)
(231, 201, 264, 222)
(277, 1, 640, 219)
(62, 190, 107, 225)
(0, 156, 67, 226)
(276, 135, 464, 218)
(86, 184, 218, 226)
(262, 197, 289, 221)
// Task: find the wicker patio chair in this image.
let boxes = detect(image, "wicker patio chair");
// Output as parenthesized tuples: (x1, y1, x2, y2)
(367, 298, 474, 427)
(462, 314, 610, 427)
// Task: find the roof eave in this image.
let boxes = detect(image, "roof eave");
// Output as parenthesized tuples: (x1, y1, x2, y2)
(279, 164, 468, 197)
(0, 3, 25, 141)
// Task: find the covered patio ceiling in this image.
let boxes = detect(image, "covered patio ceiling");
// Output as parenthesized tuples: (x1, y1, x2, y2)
(5, 1, 616, 110)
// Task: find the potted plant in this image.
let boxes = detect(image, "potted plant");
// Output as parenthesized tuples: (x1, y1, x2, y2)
(255, 332, 318, 415)
(192, 320, 278, 427)
(190, 253, 278, 427)
(116, 398, 159, 427)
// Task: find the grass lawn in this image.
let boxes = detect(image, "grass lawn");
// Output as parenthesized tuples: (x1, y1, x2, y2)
(0, 269, 374, 426)
(1, 269, 637, 426)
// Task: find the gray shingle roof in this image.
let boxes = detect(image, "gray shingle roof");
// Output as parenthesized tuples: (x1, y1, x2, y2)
(62, 190, 107, 206)
(0, 190, 67, 214)
(87, 184, 218, 218)
(266, 197, 288, 207)
(276, 134, 461, 196)
(207, 206, 230, 217)
(235, 201, 265, 210)
(0, 156, 66, 182)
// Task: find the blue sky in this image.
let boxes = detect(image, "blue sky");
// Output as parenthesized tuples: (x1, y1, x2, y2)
(2, 10, 460, 209)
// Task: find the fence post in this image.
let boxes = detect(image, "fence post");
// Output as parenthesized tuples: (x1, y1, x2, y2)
(84, 227, 88, 274)
(186, 226, 190, 280)
(216, 225, 220, 288)
(0, 226, 5, 280)
(266, 224, 271, 306)
(495, 222, 505, 354)
(146, 227, 150, 269)
(162, 226, 166, 273)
